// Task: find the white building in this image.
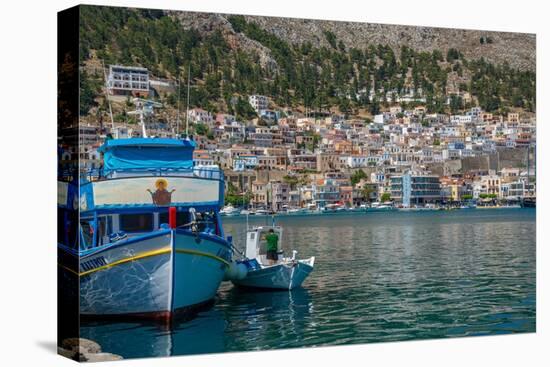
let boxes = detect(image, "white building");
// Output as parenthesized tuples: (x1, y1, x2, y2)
(450, 115, 472, 125)
(345, 155, 369, 168)
(370, 171, 386, 183)
(249, 95, 269, 113)
(107, 65, 149, 96)
(234, 155, 259, 171)
(188, 108, 214, 126)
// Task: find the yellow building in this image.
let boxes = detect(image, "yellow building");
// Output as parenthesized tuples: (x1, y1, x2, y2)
(450, 185, 460, 201)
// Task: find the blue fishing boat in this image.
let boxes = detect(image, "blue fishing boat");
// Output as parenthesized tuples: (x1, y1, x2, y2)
(58, 101, 234, 320)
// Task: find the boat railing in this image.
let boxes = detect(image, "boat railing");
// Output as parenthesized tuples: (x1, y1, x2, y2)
(81, 166, 224, 181)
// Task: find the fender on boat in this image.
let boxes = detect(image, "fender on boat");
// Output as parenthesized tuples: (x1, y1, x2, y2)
(223, 261, 248, 281)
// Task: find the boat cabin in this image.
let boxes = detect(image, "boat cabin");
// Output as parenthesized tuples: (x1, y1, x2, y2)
(245, 226, 283, 264)
(76, 208, 223, 251)
(57, 138, 226, 253)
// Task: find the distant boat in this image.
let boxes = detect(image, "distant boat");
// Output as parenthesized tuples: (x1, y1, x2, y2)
(321, 203, 346, 213)
(521, 197, 536, 208)
(368, 202, 395, 212)
(232, 226, 315, 290)
(459, 201, 477, 209)
(287, 208, 308, 215)
(221, 204, 240, 216)
(402, 204, 439, 211)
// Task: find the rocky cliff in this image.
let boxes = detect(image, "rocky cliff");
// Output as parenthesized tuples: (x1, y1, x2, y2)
(168, 11, 535, 71)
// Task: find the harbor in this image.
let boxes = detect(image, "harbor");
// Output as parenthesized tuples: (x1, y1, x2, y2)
(80, 208, 536, 358)
(55, 6, 537, 361)
(220, 202, 528, 218)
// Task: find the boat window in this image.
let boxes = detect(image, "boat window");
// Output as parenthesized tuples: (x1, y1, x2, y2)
(80, 220, 93, 249)
(96, 217, 107, 246)
(57, 208, 65, 245)
(195, 211, 218, 235)
(158, 211, 190, 228)
(58, 208, 79, 248)
(119, 213, 153, 232)
(67, 211, 78, 249)
(258, 232, 268, 255)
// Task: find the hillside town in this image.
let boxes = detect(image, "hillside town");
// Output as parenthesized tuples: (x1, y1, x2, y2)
(62, 64, 537, 212)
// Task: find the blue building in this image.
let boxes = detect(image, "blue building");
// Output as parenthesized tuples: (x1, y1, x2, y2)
(390, 172, 441, 206)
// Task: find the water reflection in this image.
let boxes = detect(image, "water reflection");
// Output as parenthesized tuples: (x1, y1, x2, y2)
(220, 287, 313, 351)
(80, 287, 313, 357)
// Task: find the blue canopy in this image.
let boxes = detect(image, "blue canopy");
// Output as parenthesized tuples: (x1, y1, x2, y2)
(98, 138, 195, 174)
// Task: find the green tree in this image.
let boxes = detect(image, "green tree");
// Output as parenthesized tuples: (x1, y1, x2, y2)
(323, 30, 337, 49)
(361, 185, 375, 202)
(350, 169, 367, 186)
(194, 123, 209, 136)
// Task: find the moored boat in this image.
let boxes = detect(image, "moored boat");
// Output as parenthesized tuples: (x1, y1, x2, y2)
(58, 138, 232, 319)
(58, 99, 234, 320)
(221, 204, 240, 216)
(231, 226, 314, 290)
(367, 202, 396, 212)
(521, 196, 536, 208)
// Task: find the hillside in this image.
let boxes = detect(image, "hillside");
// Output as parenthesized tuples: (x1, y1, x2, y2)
(237, 15, 536, 71)
(78, 6, 536, 122)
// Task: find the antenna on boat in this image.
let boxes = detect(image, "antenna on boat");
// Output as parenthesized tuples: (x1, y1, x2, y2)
(176, 74, 181, 136)
(101, 60, 115, 129)
(128, 98, 162, 139)
(185, 64, 191, 138)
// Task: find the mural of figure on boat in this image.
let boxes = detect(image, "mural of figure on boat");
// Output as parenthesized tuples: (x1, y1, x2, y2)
(147, 178, 175, 206)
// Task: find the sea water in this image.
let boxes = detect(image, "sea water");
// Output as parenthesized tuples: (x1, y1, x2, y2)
(80, 208, 536, 358)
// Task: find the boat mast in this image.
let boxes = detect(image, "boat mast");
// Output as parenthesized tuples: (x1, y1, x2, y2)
(185, 65, 191, 138)
(101, 60, 115, 130)
(176, 74, 181, 136)
(128, 98, 162, 139)
(139, 103, 147, 138)
(526, 142, 531, 197)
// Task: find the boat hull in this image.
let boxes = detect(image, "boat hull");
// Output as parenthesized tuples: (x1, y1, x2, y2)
(74, 229, 230, 318)
(232, 258, 314, 290)
(172, 229, 231, 309)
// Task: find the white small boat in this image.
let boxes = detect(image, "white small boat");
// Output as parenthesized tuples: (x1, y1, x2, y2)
(221, 204, 240, 216)
(231, 226, 315, 290)
(368, 202, 395, 212)
(287, 207, 309, 215)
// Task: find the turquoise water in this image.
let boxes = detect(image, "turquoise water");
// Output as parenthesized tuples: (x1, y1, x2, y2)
(80, 208, 536, 358)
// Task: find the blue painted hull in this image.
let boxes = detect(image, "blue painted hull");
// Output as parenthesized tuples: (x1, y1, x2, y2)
(172, 230, 231, 309)
(232, 260, 314, 290)
(76, 229, 230, 317)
